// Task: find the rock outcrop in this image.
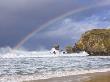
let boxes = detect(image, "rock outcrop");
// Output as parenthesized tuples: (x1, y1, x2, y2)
(74, 29, 110, 56)
(53, 44, 60, 50)
(65, 46, 74, 53)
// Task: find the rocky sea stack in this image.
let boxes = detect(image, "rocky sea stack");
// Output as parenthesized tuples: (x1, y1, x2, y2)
(74, 29, 110, 56)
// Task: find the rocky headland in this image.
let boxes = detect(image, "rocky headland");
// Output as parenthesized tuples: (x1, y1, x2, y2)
(72, 29, 110, 56)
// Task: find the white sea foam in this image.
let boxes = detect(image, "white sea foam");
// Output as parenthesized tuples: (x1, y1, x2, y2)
(0, 68, 110, 82)
(0, 47, 89, 58)
(0, 47, 110, 82)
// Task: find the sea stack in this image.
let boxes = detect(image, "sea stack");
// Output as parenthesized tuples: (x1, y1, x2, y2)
(53, 44, 60, 50)
(74, 29, 110, 56)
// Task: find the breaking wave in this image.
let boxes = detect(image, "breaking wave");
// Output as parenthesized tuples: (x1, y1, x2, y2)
(0, 47, 110, 82)
(1, 68, 110, 82)
(0, 47, 89, 58)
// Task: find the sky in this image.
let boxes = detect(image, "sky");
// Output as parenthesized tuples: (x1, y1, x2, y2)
(0, 0, 110, 50)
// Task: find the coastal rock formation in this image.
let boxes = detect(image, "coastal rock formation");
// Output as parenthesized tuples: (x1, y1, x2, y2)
(74, 29, 110, 56)
(53, 44, 60, 50)
(65, 46, 74, 53)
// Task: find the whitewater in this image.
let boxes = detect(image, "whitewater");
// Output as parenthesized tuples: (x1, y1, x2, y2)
(0, 47, 110, 82)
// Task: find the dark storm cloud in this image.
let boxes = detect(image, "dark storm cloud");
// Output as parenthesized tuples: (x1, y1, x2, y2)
(0, 0, 108, 48)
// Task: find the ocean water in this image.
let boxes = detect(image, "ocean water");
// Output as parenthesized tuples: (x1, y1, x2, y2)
(0, 47, 110, 82)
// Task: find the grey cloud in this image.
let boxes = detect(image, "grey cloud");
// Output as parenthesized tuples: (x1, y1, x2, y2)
(0, 0, 83, 47)
(0, 0, 109, 48)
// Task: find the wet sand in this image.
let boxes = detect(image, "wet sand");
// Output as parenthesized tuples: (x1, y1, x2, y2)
(85, 72, 110, 82)
(24, 72, 110, 82)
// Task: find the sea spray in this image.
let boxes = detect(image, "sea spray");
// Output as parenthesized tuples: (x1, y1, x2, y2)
(0, 47, 110, 82)
(0, 47, 89, 58)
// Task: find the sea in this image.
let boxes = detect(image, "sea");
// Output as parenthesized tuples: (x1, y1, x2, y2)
(0, 47, 110, 82)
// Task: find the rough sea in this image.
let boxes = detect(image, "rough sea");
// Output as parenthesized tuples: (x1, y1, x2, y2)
(0, 47, 110, 82)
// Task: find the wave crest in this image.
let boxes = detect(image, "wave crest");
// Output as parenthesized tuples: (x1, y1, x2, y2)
(0, 47, 89, 58)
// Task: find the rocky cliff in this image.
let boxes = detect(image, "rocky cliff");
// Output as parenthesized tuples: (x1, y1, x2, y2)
(74, 29, 110, 56)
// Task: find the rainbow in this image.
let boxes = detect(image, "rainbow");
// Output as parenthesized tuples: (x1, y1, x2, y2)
(14, 2, 110, 49)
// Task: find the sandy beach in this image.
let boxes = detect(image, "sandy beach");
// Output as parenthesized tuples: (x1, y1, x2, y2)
(85, 72, 110, 82)
(24, 72, 110, 82)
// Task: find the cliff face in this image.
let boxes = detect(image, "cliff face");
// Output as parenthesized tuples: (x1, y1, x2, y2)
(74, 29, 110, 55)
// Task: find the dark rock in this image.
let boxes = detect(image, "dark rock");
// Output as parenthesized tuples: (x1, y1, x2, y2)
(53, 44, 60, 50)
(65, 46, 74, 53)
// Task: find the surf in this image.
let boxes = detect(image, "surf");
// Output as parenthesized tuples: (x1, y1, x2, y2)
(0, 47, 89, 58)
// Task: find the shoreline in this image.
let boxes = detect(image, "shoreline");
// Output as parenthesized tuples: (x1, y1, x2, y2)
(23, 71, 110, 82)
(85, 72, 110, 82)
